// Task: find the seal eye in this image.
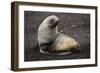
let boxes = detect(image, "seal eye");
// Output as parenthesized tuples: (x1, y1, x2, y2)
(50, 19, 54, 24)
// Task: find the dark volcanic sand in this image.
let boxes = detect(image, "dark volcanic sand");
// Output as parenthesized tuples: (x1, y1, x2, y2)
(24, 11, 90, 61)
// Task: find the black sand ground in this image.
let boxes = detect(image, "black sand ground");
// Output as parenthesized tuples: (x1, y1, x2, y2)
(24, 11, 90, 61)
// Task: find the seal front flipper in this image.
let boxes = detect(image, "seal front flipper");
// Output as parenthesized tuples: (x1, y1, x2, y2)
(33, 41, 40, 51)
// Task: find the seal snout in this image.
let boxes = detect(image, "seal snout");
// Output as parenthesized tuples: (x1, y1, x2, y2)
(48, 15, 59, 29)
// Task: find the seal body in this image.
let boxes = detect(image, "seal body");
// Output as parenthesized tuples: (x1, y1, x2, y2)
(50, 33, 77, 51)
(38, 15, 78, 55)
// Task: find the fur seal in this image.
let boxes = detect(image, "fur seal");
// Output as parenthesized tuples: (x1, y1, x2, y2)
(38, 15, 79, 55)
